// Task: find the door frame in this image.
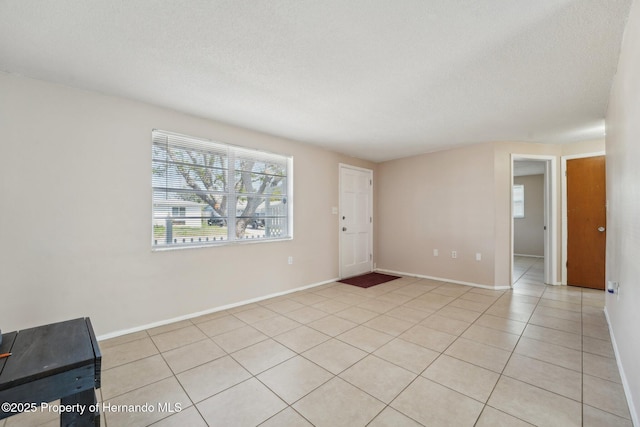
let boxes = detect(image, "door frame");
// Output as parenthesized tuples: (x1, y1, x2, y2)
(338, 163, 374, 279)
(511, 154, 558, 286)
(561, 151, 606, 285)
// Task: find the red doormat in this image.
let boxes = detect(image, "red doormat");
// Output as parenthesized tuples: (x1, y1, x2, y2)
(339, 272, 401, 288)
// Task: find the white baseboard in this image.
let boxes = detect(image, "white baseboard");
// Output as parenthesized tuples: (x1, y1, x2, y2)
(375, 268, 511, 291)
(604, 307, 638, 426)
(97, 277, 339, 341)
(514, 253, 544, 258)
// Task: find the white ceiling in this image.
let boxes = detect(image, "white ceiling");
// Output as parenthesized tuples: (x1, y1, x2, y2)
(0, 1, 632, 162)
(514, 160, 546, 177)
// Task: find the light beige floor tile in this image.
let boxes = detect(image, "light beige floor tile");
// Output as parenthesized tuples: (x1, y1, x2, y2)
(474, 314, 527, 335)
(288, 292, 329, 306)
(274, 325, 331, 353)
(399, 325, 457, 352)
(404, 296, 451, 312)
(422, 354, 500, 402)
(293, 377, 385, 427)
(583, 404, 633, 427)
(461, 324, 519, 351)
(176, 355, 251, 403)
(448, 298, 492, 313)
(364, 315, 414, 336)
(259, 408, 313, 427)
(582, 322, 611, 340)
(391, 377, 484, 426)
(367, 407, 423, 427)
(522, 323, 582, 350)
(195, 314, 247, 337)
(528, 312, 582, 334)
(233, 306, 279, 324)
(162, 338, 226, 374)
(312, 299, 351, 314)
(197, 378, 287, 427)
(231, 338, 296, 375)
(101, 337, 158, 370)
(534, 305, 582, 322)
(393, 284, 430, 297)
(374, 338, 439, 374)
(503, 353, 582, 401)
(459, 291, 500, 305)
(485, 305, 534, 323)
(385, 306, 433, 323)
(584, 352, 622, 383)
(583, 335, 615, 358)
(375, 292, 414, 305)
(264, 299, 306, 314)
(308, 315, 358, 336)
(102, 354, 173, 399)
(431, 285, 470, 298)
(337, 325, 394, 352)
(475, 406, 535, 427)
(212, 325, 268, 353)
(419, 314, 471, 336)
(100, 330, 149, 349)
(104, 377, 191, 427)
(357, 298, 398, 314)
(537, 298, 582, 312)
(514, 337, 582, 372)
(436, 305, 482, 323)
(252, 314, 301, 337)
(339, 355, 416, 403)
(302, 338, 367, 374)
(583, 374, 631, 419)
(444, 338, 511, 373)
(285, 306, 330, 324)
(488, 376, 581, 427)
(228, 302, 260, 313)
(257, 356, 333, 404)
(147, 319, 194, 336)
(151, 325, 208, 352)
(334, 306, 379, 323)
(151, 405, 207, 427)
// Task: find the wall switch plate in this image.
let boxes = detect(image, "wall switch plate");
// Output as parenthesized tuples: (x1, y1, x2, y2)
(451, 251, 457, 259)
(476, 253, 482, 261)
(433, 249, 439, 256)
(288, 256, 293, 265)
(332, 207, 338, 214)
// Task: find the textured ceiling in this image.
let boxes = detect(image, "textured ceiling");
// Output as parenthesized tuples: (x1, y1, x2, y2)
(0, 1, 632, 162)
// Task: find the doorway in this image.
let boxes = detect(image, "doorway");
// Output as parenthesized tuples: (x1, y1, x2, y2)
(339, 164, 373, 278)
(511, 155, 557, 286)
(563, 155, 606, 290)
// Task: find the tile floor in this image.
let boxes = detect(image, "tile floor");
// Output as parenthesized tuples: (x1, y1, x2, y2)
(3, 257, 633, 426)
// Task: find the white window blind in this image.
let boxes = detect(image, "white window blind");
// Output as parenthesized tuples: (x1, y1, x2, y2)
(513, 184, 525, 218)
(152, 130, 292, 249)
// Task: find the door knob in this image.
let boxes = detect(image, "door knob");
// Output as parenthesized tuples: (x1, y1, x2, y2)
(342, 227, 347, 232)
(598, 227, 606, 232)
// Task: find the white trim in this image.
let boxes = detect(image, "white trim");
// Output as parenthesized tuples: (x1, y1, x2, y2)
(97, 277, 338, 341)
(511, 154, 557, 287)
(560, 151, 606, 285)
(338, 163, 374, 279)
(604, 307, 639, 426)
(375, 268, 512, 290)
(514, 254, 544, 258)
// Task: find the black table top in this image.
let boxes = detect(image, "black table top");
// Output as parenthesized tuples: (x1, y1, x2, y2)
(0, 318, 100, 391)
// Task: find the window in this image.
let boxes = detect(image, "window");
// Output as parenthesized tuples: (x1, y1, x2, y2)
(152, 130, 293, 249)
(513, 184, 524, 218)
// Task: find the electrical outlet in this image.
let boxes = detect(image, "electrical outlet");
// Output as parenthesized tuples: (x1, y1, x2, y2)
(451, 251, 457, 259)
(433, 249, 439, 257)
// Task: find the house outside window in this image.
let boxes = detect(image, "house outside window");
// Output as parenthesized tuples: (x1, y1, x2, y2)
(152, 130, 293, 249)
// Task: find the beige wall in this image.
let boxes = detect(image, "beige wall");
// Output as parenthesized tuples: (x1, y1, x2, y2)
(605, 0, 640, 422)
(514, 174, 544, 257)
(0, 72, 376, 337)
(377, 143, 497, 287)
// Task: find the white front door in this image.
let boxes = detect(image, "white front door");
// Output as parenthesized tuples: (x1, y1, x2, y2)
(339, 164, 373, 278)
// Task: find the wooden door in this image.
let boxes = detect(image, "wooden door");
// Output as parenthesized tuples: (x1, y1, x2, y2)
(567, 156, 606, 289)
